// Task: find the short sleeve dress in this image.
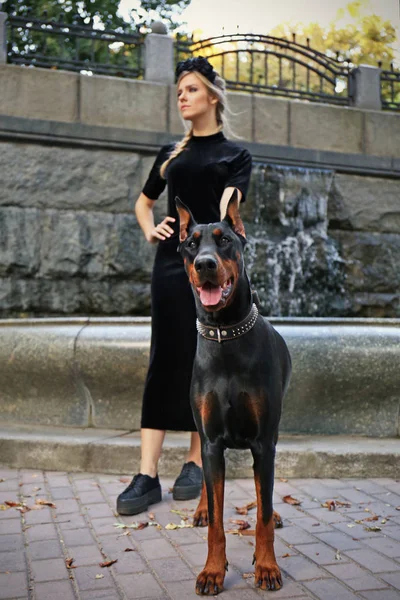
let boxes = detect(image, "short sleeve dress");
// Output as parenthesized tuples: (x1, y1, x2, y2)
(141, 131, 252, 431)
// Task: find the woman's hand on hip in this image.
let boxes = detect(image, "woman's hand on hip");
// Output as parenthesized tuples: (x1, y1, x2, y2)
(147, 216, 176, 243)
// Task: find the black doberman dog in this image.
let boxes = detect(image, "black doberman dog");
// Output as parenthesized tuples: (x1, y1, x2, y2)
(176, 189, 292, 595)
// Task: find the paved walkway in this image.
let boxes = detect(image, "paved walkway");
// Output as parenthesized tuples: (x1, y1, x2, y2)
(1, 468, 400, 600)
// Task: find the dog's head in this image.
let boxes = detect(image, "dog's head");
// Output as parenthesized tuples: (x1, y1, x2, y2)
(176, 189, 246, 312)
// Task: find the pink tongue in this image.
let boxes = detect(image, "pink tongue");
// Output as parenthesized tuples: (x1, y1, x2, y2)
(200, 284, 223, 306)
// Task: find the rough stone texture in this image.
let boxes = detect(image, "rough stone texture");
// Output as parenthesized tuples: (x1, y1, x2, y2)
(168, 83, 185, 135)
(253, 95, 289, 145)
(365, 110, 400, 158)
(329, 174, 400, 234)
(330, 230, 400, 317)
(80, 75, 168, 132)
(0, 64, 78, 122)
(290, 102, 363, 154)
(0, 143, 142, 212)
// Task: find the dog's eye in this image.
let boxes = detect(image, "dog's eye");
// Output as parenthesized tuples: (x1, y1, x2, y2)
(220, 236, 231, 246)
(187, 240, 197, 249)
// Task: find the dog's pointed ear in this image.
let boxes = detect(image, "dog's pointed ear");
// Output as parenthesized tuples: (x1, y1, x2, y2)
(223, 189, 246, 238)
(176, 196, 196, 242)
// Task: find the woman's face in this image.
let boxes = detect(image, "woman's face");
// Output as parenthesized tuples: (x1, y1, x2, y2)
(177, 72, 217, 122)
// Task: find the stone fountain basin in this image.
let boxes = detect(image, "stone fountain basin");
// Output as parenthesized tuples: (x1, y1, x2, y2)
(0, 317, 399, 438)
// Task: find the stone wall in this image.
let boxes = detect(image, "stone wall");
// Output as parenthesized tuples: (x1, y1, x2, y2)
(1, 64, 400, 317)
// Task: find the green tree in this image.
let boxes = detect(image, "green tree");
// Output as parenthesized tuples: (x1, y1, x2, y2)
(3, 0, 192, 76)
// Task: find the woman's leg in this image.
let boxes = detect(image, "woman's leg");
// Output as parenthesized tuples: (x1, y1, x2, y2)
(140, 428, 166, 477)
(186, 431, 202, 467)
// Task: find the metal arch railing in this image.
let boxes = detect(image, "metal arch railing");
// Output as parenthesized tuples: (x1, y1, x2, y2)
(176, 33, 351, 105)
(7, 14, 145, 78)
(380, 63, 400, 112)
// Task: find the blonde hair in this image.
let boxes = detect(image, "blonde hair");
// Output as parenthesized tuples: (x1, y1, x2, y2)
(160, 70, 232, 178)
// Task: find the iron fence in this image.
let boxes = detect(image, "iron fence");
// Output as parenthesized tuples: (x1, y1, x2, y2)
(7, 13, 144, 78)
(380, 63, 400, 112)
(176, 33, 351, 105)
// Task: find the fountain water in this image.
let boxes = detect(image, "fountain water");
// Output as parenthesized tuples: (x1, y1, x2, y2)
(242, 163, 347, 317)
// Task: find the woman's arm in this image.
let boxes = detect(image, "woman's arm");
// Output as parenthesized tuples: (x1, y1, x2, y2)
(219, 186, 242, 219)
(135, 193, 175, 244)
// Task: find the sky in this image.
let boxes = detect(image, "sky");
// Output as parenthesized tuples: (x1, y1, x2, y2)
(180, 0, 399, 38)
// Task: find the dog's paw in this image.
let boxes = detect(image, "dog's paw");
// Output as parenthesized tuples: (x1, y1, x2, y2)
(195, 564, 227, 595)
(273, 510, 283, 529)
(254, 561, 282, 591)
(193, 507, 208, 527)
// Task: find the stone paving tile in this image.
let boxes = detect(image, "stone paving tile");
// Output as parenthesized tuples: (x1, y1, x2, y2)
(324, 563, 389, 591)
(380, 572, 400, 590)
(303, 577, 361, 599)
(3, 470, 400, 599)
(0, 572, 27, 599)
(31, 557, 68, 582)
(359, 591, 400, 600)
(0, 550, 26, 572)
(35, 579, 76, 600)
(343, 547, 400, 573)
(118, 572, 165, 599)
(28, 539, 64, 561)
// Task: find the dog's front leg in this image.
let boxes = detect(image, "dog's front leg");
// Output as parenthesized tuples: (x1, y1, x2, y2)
(195, 442, 227, 596)
(251, 443, 282, 591)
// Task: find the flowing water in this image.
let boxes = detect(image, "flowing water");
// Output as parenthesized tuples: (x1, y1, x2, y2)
(242, 163, 346, 317)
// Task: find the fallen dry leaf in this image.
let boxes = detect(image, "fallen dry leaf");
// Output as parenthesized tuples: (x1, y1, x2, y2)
(335, 500, 351, 508)
(321, 500, 336, 511)
(65, 557, 76, 569)
(364, 526, 381, 532)
(228, 519, 251, 530)
(99, 559, 118, 568)
(364, 515, 379, 522)
(0, 478, 5, 483)
(395, 506, 400, 511)
(226, 528, 255, 536)
(124, 548, 135, 552)
(35, 499, 57, 509)
(148, 512, 155, 521)
(0, 504, 9, 511)
(5, 501, 22, 508)
(235, 500, 257, 515)
(119, 477, 131, 484)
(95, 574, 104, 579)
(335, 550, 341, 561)
(242, 573, 253, 579)
(281, 553, 291, 558)
(279, 478, 288, 483)
(283, 495, 301, 506)
(114, 522, 148, 530)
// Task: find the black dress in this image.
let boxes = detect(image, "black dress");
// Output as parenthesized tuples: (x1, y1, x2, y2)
(141, 131, 252, 431)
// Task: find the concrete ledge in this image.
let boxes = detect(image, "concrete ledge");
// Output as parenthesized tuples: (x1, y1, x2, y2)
(0, 317, 399, 436)
(0, 115, 399, 178)
(0, 423, 399, 478)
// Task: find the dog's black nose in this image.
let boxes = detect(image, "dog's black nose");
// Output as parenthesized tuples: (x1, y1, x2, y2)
(194, 254, 218, 273)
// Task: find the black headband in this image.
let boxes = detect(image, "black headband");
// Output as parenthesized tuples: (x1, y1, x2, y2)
(175, 56, 217, 84)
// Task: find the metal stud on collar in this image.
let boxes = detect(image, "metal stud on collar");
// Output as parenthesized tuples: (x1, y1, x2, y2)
(196, 304, 259, 343)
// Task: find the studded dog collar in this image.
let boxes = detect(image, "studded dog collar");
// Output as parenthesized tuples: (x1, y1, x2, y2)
(196, 303, 259, 343)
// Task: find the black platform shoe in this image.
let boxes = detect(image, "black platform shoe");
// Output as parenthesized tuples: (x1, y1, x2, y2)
(172, 461, 203, 501)
(116, 473, 162, 515)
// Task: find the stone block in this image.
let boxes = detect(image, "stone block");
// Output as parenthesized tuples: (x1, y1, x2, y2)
(80, 75, 168, 132)
(349, 64, 381, 110)
(0, 321, 89, 427)
(226, 91, 252, 141)
(75, 322, 150, 429)
(0, 207, 41, 276)
(0, 12, 6, 65)
(365, 111, 400, 158)
(144, 33, 174, 84)
(0, 142, 142, 213)
(290, 102, 363, 154)
(253, 95, 289, 145)
(329, 173, 400, 234)
(0, 64, 78, 122)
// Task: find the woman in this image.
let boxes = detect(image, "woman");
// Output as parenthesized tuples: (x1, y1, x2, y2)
(117, 56, 252, 515)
